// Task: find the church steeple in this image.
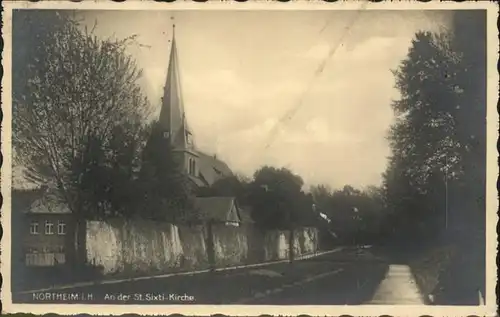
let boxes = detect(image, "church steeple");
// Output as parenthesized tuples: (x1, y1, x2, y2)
(159, 23, 193, 150)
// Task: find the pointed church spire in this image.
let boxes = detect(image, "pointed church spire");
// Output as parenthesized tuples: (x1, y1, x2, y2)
(159, 22, 193, 150)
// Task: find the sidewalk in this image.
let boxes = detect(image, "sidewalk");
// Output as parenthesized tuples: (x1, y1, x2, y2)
(368, 264, 425, 305)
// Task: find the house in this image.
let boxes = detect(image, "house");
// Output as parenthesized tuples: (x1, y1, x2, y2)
(12, 187, 74, 267)
(158, 25, 233, 188)
(194, 197, 253, 227)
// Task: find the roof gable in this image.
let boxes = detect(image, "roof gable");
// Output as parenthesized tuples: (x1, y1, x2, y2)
(226, 202, 240, 223)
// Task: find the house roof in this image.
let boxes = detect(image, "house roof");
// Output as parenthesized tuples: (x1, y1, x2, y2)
(30, 191, 71, 214)
(13, 187, 71, 214)
(194, 197, 234, 222)
(194, 196, 242, 223)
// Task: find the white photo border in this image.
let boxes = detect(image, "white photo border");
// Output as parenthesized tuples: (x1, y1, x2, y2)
(1, 1, 498, 316)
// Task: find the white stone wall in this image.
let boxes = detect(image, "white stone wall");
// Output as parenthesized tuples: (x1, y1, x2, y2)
(86, 220, 122, 274)
(86, 219, 319, 275)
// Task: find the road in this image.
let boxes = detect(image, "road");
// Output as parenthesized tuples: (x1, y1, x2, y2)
(14, 247, 396, 305)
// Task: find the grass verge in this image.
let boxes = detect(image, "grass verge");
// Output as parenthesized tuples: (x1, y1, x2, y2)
(409, 244, 458, 304)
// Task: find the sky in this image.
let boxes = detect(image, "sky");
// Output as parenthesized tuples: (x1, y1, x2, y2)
(70, 9, 451, 189)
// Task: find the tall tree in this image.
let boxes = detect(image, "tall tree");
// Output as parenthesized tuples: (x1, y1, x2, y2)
(310, 184, 332, 214)
(248, 166, 313, 230)
(12, 11, 150, 261)
(435, 10, 487, 304)
(139, 123, 196, 222)
(448, 10, 487, 233)
(383, 12, 486, 303)
(70, 122, 149, 219)
(383, 31, 464, 241)
(385, 15, 486, 237)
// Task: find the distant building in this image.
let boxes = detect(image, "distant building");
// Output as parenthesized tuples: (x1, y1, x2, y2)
(158, 26, 233, 188)
(12, 187, 74, 267)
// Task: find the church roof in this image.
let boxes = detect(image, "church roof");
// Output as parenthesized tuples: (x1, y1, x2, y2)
(197, 151, 233, 186)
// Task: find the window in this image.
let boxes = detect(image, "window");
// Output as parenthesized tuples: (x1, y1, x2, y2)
(186, 132, 193, 146)
(45, 221, 54, 235)
(30, 221, 39, 235)
(188, 158, 196, 176)
(57, 221, 66, 235)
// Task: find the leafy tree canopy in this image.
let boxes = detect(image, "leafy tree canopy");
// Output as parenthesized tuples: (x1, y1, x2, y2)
(383, 11, 486, 244)
(12, 10, 150, 219)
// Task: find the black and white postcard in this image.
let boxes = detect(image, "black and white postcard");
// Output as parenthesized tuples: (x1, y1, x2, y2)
(1, 1, 498, 316)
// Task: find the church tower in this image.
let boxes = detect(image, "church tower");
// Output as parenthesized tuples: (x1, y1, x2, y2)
(158, 24, 200, 178)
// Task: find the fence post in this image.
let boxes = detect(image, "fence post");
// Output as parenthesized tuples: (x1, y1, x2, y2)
(206, 219, 216, 272)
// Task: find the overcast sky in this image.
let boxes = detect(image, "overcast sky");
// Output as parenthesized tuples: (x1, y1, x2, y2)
(73, 9, 451, 190)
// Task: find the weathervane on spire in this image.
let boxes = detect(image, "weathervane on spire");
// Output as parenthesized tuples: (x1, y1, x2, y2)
(167, 16, 175, 43)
